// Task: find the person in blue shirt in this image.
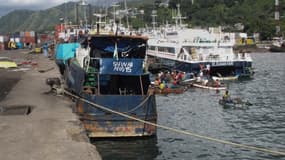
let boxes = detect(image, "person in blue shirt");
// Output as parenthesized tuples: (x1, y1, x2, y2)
(43, 43, 48, 57)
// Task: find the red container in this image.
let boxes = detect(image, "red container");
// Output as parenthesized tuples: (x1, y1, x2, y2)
(55, 24, 64, 32)
(25, 32, 31, 37)
(22, 36, 36, 44)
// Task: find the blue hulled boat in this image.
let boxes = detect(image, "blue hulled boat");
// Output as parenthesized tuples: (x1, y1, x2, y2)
(56, 34, 157, 138)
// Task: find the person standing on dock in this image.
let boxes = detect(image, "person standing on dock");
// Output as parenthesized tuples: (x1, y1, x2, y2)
(43, 43, 48, 57)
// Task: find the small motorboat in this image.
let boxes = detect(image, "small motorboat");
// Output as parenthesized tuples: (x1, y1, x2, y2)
(219, 98, 252, 108)
(192, 82, 227, 91)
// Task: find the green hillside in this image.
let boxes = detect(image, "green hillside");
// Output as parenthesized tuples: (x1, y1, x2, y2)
(0, 0, 284, 40)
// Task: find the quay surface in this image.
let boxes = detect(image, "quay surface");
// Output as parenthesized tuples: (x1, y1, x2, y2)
(0, 49, 101, 160)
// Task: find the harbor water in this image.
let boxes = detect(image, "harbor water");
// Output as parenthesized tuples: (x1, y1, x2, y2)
(92, 52, 285, 160)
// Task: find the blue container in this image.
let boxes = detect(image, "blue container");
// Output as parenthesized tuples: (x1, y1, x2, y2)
(55, 43, 80, 63)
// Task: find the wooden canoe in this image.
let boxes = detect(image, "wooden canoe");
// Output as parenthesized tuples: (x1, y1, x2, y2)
(192, 83, 227, 90)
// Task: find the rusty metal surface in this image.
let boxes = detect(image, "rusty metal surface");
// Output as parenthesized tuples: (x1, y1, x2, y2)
(82, 119, 157, 138)
(73, 90, 157, 138)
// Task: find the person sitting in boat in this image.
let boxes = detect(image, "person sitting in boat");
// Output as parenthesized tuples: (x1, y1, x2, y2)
(165, 71, 172, 83)
(154, 78, 160, 86)
(170, 79, 178, 89)
(214, 79, 221, 87)
(222, 90, 232, 103)
(197, 70, 203, 82)
(175, 71, 184, 84)
(159, 81, 166, 90)
(158, 71, 166, 82)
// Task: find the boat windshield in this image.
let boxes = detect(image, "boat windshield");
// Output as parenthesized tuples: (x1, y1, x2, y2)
(89, 36, 147, 59)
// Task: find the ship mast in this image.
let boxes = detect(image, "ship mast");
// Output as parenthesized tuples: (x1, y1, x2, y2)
(275, 0, 281, 36)
(172, 4, 186, 28)
(124, 0, 130, 30)
(151, 10, 157, 31)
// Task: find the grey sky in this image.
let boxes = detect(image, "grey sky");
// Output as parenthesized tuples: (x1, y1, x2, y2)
(0, 0, 70, 16)
(0, 0, 121, 16)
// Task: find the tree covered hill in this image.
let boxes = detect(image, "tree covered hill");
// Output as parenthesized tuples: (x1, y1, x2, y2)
(0, 0, 284, 40)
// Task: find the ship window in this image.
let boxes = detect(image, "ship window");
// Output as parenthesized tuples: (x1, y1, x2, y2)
(157, 47, 175, 54)
(149, 46, 156, 50)
(169, 48, 175, 53)
(99, 75, 150, 95)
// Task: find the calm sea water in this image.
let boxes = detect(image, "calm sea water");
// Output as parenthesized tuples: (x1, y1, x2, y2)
(93, 53, 285, 160)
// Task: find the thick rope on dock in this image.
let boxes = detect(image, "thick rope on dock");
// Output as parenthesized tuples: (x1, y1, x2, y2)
(64, 90, 285, 156)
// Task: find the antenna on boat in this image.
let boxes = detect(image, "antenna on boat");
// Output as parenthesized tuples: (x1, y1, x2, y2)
(93, 11, 107, 34)
(172, 4, 186, 29)
(76, 0, 92, 29)
(111, 3, 120, 33)
(275, 0, 281, 36)
(64, 0, 67, 28)
(80, 0, 88, 28)
(151, 10, 157, 31)
(124, 0, 130, 30)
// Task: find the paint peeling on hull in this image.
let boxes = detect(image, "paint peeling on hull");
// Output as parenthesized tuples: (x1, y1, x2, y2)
(81, 119, 157, 137)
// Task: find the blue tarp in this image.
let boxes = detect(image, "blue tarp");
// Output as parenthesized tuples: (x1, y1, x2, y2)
(100, 58, 144, 75)
(55, 43, 80, 63)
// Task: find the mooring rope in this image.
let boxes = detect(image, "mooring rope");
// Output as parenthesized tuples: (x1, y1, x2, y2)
(64, 90, 285, 156)
(124, 95, 150, 113)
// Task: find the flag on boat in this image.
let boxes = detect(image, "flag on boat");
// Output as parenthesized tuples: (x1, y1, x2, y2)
(113, 42, 118, 60)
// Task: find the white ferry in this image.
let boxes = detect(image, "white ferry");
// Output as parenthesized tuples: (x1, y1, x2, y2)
(145, 5, 253, 78)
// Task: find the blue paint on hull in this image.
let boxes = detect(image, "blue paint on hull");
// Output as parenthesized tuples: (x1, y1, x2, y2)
(58, 35, 157, 138)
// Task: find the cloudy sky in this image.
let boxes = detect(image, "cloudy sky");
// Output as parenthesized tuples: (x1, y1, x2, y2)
(0, 0, 116, 16)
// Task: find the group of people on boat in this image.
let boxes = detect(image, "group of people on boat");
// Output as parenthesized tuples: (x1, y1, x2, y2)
(195, 63, 221, 87)
(153, 70, 185, 90)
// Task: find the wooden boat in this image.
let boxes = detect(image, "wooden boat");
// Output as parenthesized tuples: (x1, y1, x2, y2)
(154, 86, 187, 95)
(192, 82, 226, 90)
(180, 78, 196, 86)
(212, 75, 239, 81)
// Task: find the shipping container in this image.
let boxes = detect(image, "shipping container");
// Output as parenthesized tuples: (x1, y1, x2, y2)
(25, 32, 30, 37)
(55, 24, 64, 32)
(0, 36, 4, 43)
(20, 31, 25, 37)
(30, 31, 35, 37)
(15, 37, 20, 43)
(0, 43, 3, 50)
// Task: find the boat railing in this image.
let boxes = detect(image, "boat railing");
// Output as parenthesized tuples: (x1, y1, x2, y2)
(183, 39, 234, 45)
(205, 54, 220, 61)
(234, 53, 251, 60)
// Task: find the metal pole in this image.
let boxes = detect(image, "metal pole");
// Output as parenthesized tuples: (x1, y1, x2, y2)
(139, 76, 144, 95)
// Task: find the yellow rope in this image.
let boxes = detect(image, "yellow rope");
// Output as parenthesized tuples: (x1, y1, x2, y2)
(64, 90, 285, 156)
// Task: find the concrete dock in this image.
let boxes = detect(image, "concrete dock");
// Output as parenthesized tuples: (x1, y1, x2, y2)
(0, 50, 101, 160)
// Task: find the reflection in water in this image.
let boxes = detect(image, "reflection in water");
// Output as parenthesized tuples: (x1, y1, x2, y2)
(91, 136, 160, 160)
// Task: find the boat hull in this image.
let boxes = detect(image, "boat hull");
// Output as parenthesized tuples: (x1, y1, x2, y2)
(192, 83, 226, 90)
(75, 94, 157, 137)
(154, 87, 187, 94)
(212, 75, 239, 81)
(57, 35, 158, 138)
(147, 55, 253, 77)
(269, 45, 285, 52)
